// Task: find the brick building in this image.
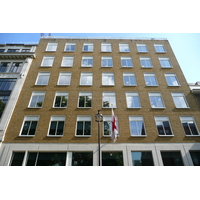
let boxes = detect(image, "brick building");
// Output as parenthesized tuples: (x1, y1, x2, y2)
(0, 36, 200, 166)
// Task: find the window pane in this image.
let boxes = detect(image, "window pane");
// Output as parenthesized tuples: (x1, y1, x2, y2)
(72, 152, 93, 166)
(10, 152, 25, 166)
(104, 121, 111, 136)
(189, 122, 199, 135)
(29, 121, 38, 135)
(132, 152, 154, 166)
(49, 121, 57, 135)
(190, 151, 200, 166)
(84, 121, 91, 135)
(26, 152, 37, 166)
(102, 152, 123, 166)
(57, 121, 64, 135)
(161, 151, 184, 166)
(77, 121, 83, 135)
(21, 121, 31, 135)
(36, 152, 66, 166)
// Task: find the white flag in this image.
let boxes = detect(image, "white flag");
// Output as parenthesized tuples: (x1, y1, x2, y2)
(111, 108, 118, 142)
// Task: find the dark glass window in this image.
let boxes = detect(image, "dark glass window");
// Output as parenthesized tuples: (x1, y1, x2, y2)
(161, 151, 184, 166)
(0, 62, 10, 72)
(190, 151, 200, 166)
(26, 152, 66, 166)
(72, 152, 93, 166)
(0, 78, 17, 91)
(49, 121, 64, 136)
(132, 152, 154, 166)
(10, 152, 25, 166)
(102, 152, 123, 166)
(78, 96, 92, 108)
(54, 95, 67, 107)
(76, 121, 91, 136)
(7, 49, 20, 52)
(21, 121, 38, 136)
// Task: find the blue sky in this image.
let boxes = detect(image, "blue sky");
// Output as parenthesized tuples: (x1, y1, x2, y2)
(0, 33, 199, 83)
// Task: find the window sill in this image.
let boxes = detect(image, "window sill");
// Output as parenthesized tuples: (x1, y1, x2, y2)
(19, 135, 35, 137)
(102, 85, 115, 86)
(175, 107, 190, 109)
(185, 135, 200, 137)
(75, 135, 91, 137)
(53, 107, 67, 109)
(40, 66, 53, 67)
(151, 107, 166, 109)
(102, 107, 117, 109)
(137, 51, 148, 53)
(28, 107, 42, 109)
(61, 66, 73, 67)
(158, 135, 174, 137)
(156, 52, 167, 53)
(131, 135, 147, 137)
(127, 107, 141, 109)
(47, 135, 63, 137)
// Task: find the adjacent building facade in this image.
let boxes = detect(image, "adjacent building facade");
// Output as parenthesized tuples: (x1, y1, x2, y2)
(0, 36, 200, 166)
(0, 43, 37, 143)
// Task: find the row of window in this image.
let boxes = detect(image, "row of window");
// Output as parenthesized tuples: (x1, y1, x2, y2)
(41, 56, 172, 68)
(35, 71, 180, 87)
(20, 115, 199, 137)
(10, 150, 200, 166)
(28, 91, 189, 109)
(0, 48, 31, 53)
(0, 62, 23, 73)
(45, 42, 167, 53)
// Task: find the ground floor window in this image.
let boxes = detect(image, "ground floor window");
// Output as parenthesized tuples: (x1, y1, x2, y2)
(10, 152, 25, 166)
(26, 152, 66, 166)
(102, 151, 123, 166)
(161, 151, 184, 166)
(72, 152, 93, 166)
(189, 151, 200, 166)
(131, 151, 154, 166)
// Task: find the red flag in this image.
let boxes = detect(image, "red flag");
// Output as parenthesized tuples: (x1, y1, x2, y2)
(111, 108, 118, 142)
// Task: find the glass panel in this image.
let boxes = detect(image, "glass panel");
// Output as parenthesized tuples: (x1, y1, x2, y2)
(21, 121, 31, 135)
(57, 121, 64, 135)
(26, 152, 37, 166)
(132, 152, 154, 166)
(29, 121, 38, 135)
(72, 152, 93, 166)
(77, 121, 83, 135)
(188, 122, 199, 135)
(49, 121, 57, 135)
(161, 151, 184, 166)
(102, 152, 123, 166)
(54, 96, 61, 107)
(10, 152, 25, 166)
(36, 152, 66, 166)
(104, 121, 111, 136)
(84, 121, 91, 135)
(163, 121, 172, 135)
(190, 151, 200, 166)
(156, 121, 165, 135)
(182, 122, 191, 135)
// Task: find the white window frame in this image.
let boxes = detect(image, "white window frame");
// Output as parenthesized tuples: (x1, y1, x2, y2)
(78, 91, 92, 108)
(102, 72, 115, 86)
(148, 92, 165, 108)
(102, 92, 116, 108)
(64, 43, 76, 52)
(119, 43, 130, 52)
(165, 73, 180, 86)
(76, 116, 92, 137)
(154, 116, 174, 136)
(28, 92, 45, 108)
(144, 73, 158, 86)
(126, 92, 141, 108)
(171, 93, 189, 108)
(121, 56, 133, 67)
(180, 116, 200, 136)
(83, 43, 94, 52)
(41, 56, 54, 67)
(140, 57, 153, 68)
(61, 56, 74, 67)
(57, 72, 72, 85)
(159, 58, 172, 68)
(19, 115, 39, 137)
(80, 72, 93, 86)
(129, 116, 146, 137)
(137, 44, 148, 52)
(123, 73, 137, 86)
(101, 43, 112, 52)
(46, 43, 58, 51)
(35, 72, 50, 85)
(103, 115, 118, 137)
(154, 44, 166, 53)
(101, 56, 113, 67)
(53, 92, 68, 108)
(47, 116, 66, 137)
(81, 56, 93, 67)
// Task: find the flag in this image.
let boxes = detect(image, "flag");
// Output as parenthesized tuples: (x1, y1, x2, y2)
(111, 108, 118, 142)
